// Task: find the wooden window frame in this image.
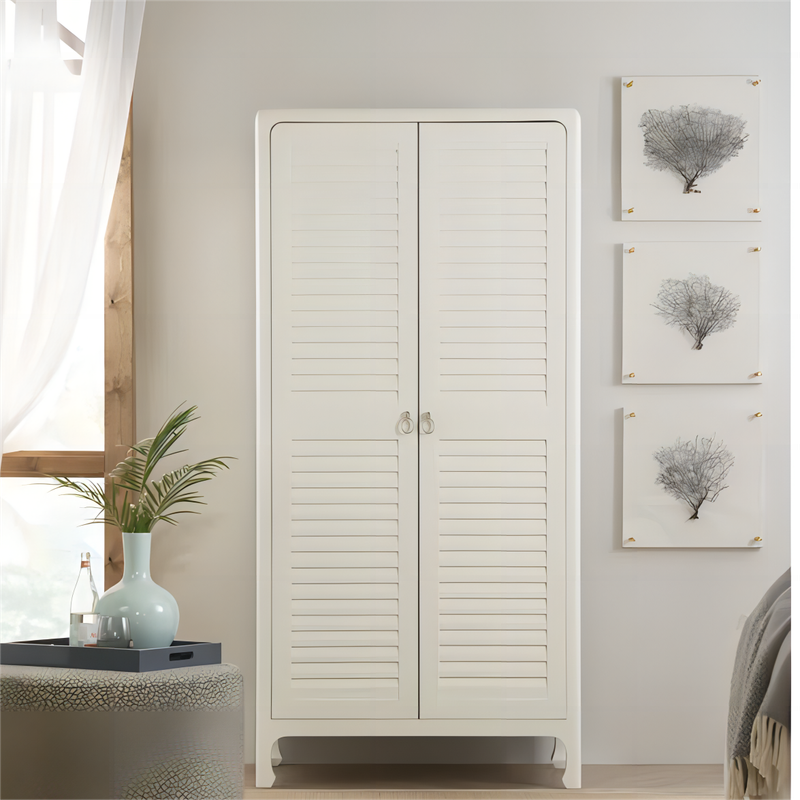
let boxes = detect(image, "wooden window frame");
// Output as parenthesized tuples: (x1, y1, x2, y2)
(0, 110, 135, 590)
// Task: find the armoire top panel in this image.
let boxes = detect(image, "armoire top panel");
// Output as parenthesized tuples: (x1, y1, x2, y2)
(256, 107, 580, 134)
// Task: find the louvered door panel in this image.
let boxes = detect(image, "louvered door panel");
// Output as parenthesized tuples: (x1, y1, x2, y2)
(270, 123, 419, 718)
(418, 122, 567, 719)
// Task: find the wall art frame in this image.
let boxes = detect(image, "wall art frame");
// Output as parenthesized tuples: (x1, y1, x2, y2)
(622, 241, 762, 385)
(622, 398, 763, 549)
(621, 75, 761, 221)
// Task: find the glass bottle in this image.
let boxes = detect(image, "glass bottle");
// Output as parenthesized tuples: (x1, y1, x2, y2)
(69, 552, 99, 646)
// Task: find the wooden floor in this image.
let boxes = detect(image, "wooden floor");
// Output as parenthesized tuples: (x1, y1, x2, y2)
(244, 763, 724, 799)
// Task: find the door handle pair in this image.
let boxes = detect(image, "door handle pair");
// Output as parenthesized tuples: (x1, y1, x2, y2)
(397, 412, 435, 435)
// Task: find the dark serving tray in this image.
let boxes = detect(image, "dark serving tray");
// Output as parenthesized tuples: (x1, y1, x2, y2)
(0, 638, 221, 672)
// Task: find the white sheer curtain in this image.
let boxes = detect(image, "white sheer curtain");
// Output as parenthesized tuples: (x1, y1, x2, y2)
(0, 0, 145, 452)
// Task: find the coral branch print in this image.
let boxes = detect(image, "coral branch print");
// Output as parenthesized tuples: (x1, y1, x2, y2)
(654, 435, 734, 521)
(639, 104, 748, 193)
(652, 273, 740, 350)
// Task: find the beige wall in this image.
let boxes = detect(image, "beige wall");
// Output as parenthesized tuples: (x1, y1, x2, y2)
(132, 0, 791, 765)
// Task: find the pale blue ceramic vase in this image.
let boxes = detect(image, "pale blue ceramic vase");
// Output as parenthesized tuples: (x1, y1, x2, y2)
(94, 532, 179, 649)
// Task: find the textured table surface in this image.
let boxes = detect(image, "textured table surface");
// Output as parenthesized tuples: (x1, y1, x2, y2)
(0, 662, 243, 711)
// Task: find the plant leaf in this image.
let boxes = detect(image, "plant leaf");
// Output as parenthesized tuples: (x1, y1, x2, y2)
(144, 458, 230, 526)
(47, 403, 234, 533)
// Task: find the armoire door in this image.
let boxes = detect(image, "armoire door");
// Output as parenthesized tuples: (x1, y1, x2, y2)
(418, 122, 569, 719)
(269, 122, 420, 718)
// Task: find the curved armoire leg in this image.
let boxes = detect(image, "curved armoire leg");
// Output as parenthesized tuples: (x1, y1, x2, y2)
(271, 739, 284, 767)
(551, 737, 567, 769)
(256, 746, 277, 788)
(559, 737, 582, 789)
(256, 760, 276, 788)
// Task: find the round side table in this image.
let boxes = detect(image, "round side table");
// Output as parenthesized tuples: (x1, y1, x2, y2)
(0, 662, 244, 799)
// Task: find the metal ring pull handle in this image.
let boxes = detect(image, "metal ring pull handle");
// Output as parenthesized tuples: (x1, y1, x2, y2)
(420, 412, 435, 435)
(397, 411, 415, 435)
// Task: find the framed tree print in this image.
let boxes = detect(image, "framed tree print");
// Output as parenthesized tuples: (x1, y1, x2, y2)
(622, 241, 761, 384)
(622, 399, 763, 548)
(621, 76, 760, 221)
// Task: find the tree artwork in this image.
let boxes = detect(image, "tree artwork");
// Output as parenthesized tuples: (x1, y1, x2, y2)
(652, 273, 740, 350)
(639, 104, 748, 193)
(653, 435, 734, 521)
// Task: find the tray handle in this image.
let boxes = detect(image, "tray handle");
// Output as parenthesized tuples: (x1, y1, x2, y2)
(169, 651, 194, 662)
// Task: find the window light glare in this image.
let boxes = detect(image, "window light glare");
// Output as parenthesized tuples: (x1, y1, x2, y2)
(55, 0, 90, 46)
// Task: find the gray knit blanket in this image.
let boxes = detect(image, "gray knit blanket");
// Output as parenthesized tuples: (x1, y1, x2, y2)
(726, 569, 791, 799)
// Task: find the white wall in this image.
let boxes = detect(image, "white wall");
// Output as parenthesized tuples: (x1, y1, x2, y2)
(132, 0, 791, 766)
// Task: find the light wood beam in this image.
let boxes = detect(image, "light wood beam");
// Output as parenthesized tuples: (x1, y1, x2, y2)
(0, 451, 104, 478)
(104, 106, 135, 588)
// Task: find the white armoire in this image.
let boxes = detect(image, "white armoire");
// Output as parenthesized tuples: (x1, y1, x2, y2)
(256, 109, 581, 788)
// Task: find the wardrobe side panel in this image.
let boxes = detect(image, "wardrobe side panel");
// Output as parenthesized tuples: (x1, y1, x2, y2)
(270, 122, 419, 719)
(418, 122, 569, 719)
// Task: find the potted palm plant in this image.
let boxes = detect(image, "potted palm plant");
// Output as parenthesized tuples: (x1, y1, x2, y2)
(51, 405, 232, 648)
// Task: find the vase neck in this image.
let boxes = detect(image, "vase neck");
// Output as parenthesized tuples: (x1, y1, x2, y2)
(122, 532, 151, 581)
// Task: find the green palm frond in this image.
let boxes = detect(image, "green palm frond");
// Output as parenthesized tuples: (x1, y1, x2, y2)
(108, 451, 147, 493)
(142, 459, 230, 526)
(48, 404, 233, 533)
(141, 407, 198, 483)
(48, 475, 117, 523)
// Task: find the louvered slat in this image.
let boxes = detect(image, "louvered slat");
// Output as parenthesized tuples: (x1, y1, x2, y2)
(436, 440, 549, 685)
(288, 141, 401, 397)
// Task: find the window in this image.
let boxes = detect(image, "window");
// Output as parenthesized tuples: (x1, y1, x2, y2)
(0, 0, 134, 641)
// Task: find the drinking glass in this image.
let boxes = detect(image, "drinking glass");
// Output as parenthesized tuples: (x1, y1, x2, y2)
(95, 615, 132, 648)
